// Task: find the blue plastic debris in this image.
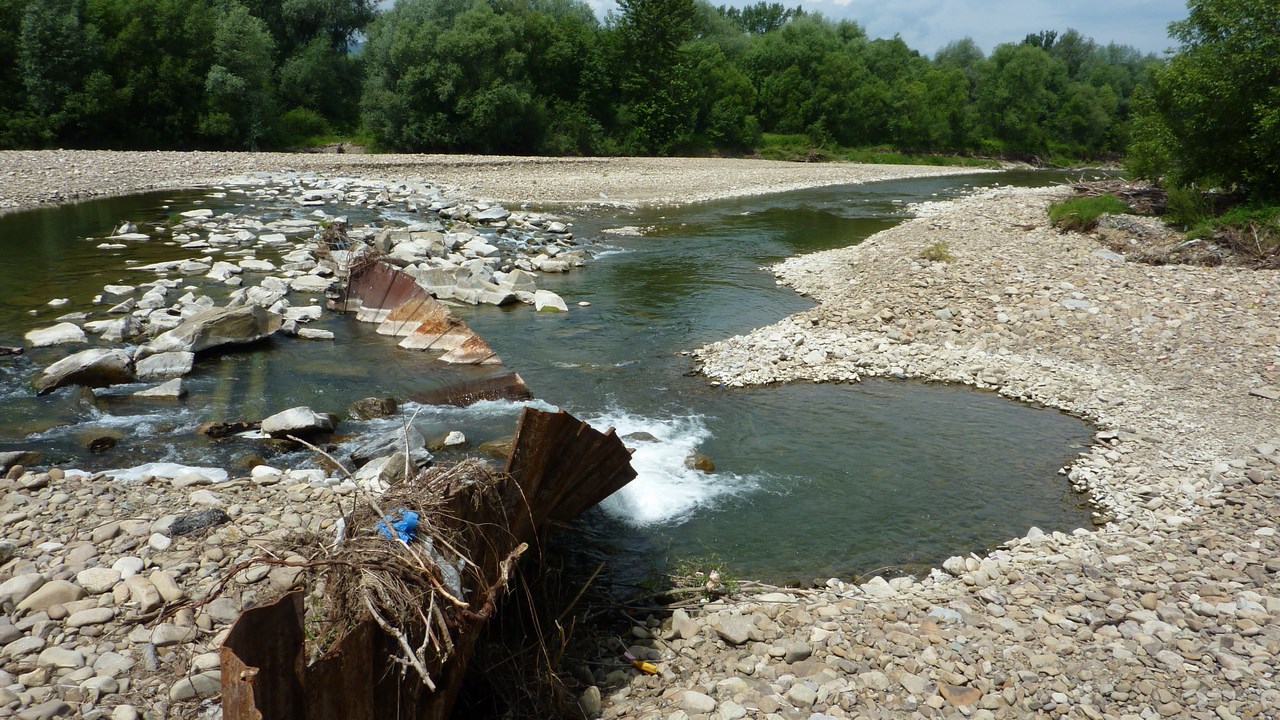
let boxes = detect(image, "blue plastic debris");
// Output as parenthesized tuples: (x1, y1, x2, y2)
(376, 508, 419, 543)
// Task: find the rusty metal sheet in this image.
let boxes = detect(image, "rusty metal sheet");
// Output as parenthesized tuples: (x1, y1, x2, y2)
(337, 260, 520, 382)
(503, 407, 637, 542)
(220, 593, 306, 720)
(411, 373, 532, 406)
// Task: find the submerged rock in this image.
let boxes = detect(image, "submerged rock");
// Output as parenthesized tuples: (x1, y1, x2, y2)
(350, 426, 429, 467)
(35, 348, 135, 395)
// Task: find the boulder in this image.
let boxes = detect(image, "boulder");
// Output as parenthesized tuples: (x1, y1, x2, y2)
(135, 351, 194, 380)
(473, 206, 510, 223)
(261, 406, 337, 438)
(289, 275, 336, 293)
(35, 348, 135, 395)
(348, 396, 398, 420)
(25, 322, 86, 347)
(534, 290, 569, 313)
(141, 305, 282, 356)
(134, 378, 187, 399)
(351, 426, 428, 467)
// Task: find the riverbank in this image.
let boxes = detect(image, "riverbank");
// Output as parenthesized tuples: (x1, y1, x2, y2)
(633, 185, 1279, 718)
(0, 150, 984, 214)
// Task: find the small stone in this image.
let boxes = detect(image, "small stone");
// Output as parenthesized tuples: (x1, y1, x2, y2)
(17, 580, 85, 612)
(149, 571, 184, 603)
(170, 508, 231, 536)
(678, 690, 716, 714)
(579, 686, 602, 717)
(712, 616, 754, 646)
(66, 607, 115, 628)
(148, 532, 172, 551)
(152, 623, 197, 647)
(112, 556, 144, 578)
(168, 670, 221, 701)
(37, 646, 86, 669)
(940, 684, 982, 707)
(784, 641, 813, 663)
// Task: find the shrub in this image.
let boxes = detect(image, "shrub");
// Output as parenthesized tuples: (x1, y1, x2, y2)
(1049, 194, 1130, 232)
(919, 241, 955, 262)
(1163, 184, 1211, 229)
(277, 107, 333, 147)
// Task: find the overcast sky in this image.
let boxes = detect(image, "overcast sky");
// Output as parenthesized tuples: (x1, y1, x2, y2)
(587, 0, 1188, 57)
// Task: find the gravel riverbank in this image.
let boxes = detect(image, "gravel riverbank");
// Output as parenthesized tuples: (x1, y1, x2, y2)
(0, 150, 982, 213)
(2, 156, 1278, 720)
(644, 185, 1279, 720)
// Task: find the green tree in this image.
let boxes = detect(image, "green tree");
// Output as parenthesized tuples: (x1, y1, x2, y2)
(201, 1, 277, 147)
(1129, 0, 1280, 198)
(614, 0, 698, 152)
(17, 0, 101, 140)
(975, 42, 1067, 155)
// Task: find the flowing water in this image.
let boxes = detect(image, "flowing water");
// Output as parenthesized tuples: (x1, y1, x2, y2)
(0, 170, 1100, 584)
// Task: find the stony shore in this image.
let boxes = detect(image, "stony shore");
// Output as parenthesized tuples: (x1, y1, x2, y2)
(0, 150, 980, 213)
(2, 154, 1278, 720)
(635, 185, 1278, 720)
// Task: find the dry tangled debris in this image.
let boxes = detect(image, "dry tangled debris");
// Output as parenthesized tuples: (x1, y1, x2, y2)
(217, 408, 636, 720)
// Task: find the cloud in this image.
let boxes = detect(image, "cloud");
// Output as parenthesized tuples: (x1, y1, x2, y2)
(585, 0, 1186, 56)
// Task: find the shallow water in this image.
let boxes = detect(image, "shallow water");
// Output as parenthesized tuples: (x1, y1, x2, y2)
(0, 170, 1100, 583)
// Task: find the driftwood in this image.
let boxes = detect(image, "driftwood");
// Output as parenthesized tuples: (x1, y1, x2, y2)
(221, 407, 636, 720)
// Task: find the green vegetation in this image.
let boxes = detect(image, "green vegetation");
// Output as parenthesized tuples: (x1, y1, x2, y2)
(668, 553, 738, 598)
(1128, 0, 1280, 202)
(0, 0, 1167, 159)
(1049, 194, 1130, 232)
(919, 241, 955, 262)
(1187, 205, 1280, 264)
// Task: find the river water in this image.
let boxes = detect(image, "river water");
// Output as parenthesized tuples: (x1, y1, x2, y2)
(0, 170, 1099, 584)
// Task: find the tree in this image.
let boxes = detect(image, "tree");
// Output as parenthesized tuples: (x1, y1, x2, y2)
(613, 0, 698, 152)
(201, 2, 277, 147)
(1128, 0, 1280, 199)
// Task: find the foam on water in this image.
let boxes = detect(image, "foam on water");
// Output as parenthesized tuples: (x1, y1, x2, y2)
(585, 408, 757, 526)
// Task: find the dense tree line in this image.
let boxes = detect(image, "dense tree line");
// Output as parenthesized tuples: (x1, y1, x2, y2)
(1, 0, 1162, 158)
(1127, 0, 1279, 201)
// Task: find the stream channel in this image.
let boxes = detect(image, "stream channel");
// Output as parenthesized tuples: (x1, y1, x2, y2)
(0, 170, 1099, 586)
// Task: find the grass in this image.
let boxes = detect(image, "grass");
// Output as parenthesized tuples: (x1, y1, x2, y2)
(1048, 193, 1130, 232)
(1188, 204, 1280, 264)
(754, 133, 999, 168)
(919, 240, 955, 262)
(668, 553, 738, 599)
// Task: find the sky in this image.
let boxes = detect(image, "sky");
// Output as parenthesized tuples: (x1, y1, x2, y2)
(586, 0, 1189, 57)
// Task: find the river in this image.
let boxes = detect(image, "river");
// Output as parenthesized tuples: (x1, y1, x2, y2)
(0, 170, 1099, 584)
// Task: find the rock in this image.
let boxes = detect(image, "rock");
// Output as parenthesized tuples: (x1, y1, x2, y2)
(783, 641, 812, 663)
(262, 406, 337, 437)
(861, 575, 896, 599)
(533, 289, 568, 312)
(17, 580, 85, 612)
(188, 489, 222, 507)
(141, 304, 283, 356)
(66, 607, 115, 628)
(169, 670, 221, 701)
(16, 699, 71, 720)
(25, 322, 86, 347)
(474, 205, 511, 223)
(785, 683, 816, 707)
(112, 705, 140, 720)
(0, 571, 46, 604)
(348, 396, 398, 420)
(900, 673, 931, 696)
(111, 556, 144, 578)
(297, 327, 334, 340)
(1249, 386, 1280, 400)
(289, 275, 335, 293)
(579, 685, 602, 718)
(170, 508, 231, 536)
(351, 426, 427, 467)
(124, 576, 162, 613)
(684, 452, 715, 472)
(152, 622, 198, 646)
(133, 378, 187, 399)
(75, 568, 121, 595)
(149, 571, 184, 602)
(134, 351, 194, 380)
(939, 684, 982, 707)
(677, 691, 716, 714)
(713, 615, 754, 646)
(35, 348, 135, 395)
(0, 540, 14, 565)
(37, 646, 85, 668)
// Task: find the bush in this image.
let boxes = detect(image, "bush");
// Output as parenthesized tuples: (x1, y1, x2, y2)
(277, 107, 333, 147)
(919, 240, 955, 262)
(1163, 184, 1211, 229)
(1188, 204, 1280, 262)
(1049, 194, 1130, 232)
